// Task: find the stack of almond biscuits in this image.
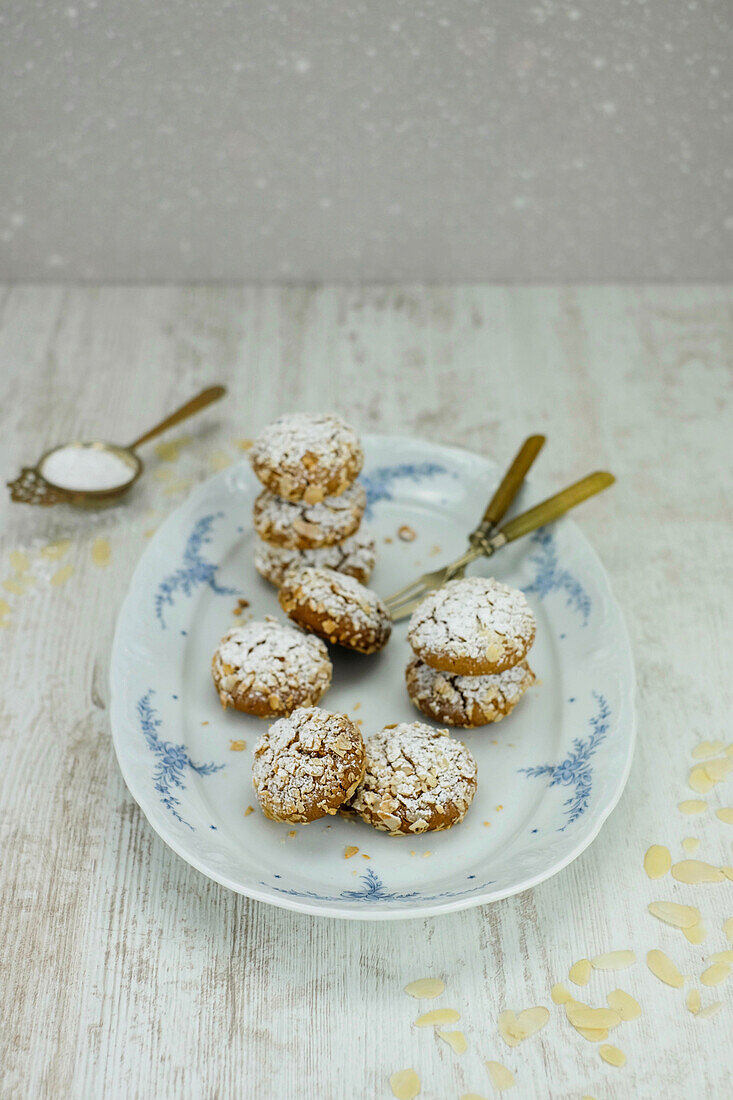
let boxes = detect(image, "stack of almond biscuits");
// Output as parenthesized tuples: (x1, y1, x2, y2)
(405, 575, 537, 727)
(249, 412, 376, 587)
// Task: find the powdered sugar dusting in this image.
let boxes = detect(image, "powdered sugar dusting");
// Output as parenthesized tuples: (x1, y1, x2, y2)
(253, 481, 366, 548)
(250, 413, 363, 502)
(282, 565, 388, 631)
(408, 576, 536, 672)
(346, 721, 477, 835)
(407, 656, 535, 727)
(254, 530, 376, 586)
(253, 706, 365, 823)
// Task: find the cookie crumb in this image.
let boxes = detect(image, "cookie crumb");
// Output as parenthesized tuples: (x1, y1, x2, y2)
(384, 536, 393, 544)
(288, 830, 297, 838)
(229, 740, 247, 751)
(244, 805, 254, 816)
(398, 524, 417, 542)
(344, 846, 359, 859)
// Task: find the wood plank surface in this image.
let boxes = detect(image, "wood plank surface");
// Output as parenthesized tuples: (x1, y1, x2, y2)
(0, 285, 731, 1099)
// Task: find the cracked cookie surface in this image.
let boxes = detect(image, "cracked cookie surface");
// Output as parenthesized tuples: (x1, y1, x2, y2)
(407, 576, 536, 675)
(406, 655, 535, 727)
(253, 481, 366, 550)
(344, 721, 477, 835)
(211, 618, 332, 717)
(254, 530, 376, 588)
(253, 706, 365, 823)
(249, 412, 363, 504)
(278, 565, 392, 654)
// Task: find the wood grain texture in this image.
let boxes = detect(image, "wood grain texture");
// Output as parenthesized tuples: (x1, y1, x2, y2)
(0, 285, 731, 1100)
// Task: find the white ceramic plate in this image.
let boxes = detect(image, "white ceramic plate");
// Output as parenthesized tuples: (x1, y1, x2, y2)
(110, 434, 635, 920)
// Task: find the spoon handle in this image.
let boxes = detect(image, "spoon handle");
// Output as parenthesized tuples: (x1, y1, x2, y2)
(128, 385, 227, 450)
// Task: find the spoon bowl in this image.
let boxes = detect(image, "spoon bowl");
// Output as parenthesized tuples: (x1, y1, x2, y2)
(38, 441, 144, 504)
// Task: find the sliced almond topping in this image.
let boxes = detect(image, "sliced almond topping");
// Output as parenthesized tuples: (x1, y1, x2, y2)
(686, 989, 701, 1014)
(678, 799, 707, 815)
(697, 1001, 723, 1019)
(404, 978, 445, 1000)
(389, 1068, 421, 1100)
(591, 950, 636, 971)
(497, 1006, 549, 1046)
(683, 921, 707, 945)
(688, 766, 715, 794)
(485, 1061, 515, 1091)
(671, 859, 725, 884)
(715, 807, 733, 825)
(437, 1029, 468, 1054)
(460, 1095, 489, 1100)
(599, 1044, 626, 1067)
(647, 900, 701, 928)
(569, 958, 592, 985)
(243, 805, 254, 817)
(692, 740, 725, 759)
(647, 949, 684, 988)
(566, 1002, 622, 1030)
(643, 845, 671, 879)
(574, 1026, 609, 1043)
(725, 916, 733, 943)
(415, 1008, 460, 1028)
(551, 982, 572, 1004)
(682, 837, 700, 854)
(344, 846, 359, 859)
(700, 962, 731, 987)
(607, 988, 641, 1021)
(721, 866, 733, 881)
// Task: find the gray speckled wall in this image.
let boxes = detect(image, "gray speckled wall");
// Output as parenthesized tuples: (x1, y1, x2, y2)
(1, 0, 731, 281)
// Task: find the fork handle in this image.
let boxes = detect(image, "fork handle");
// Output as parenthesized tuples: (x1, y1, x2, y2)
(496, 471, 615, 545)
(473, 434, 545, 538)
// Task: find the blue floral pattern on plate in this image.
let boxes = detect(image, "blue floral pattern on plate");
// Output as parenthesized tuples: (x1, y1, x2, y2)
(523, 527, 591, 624)
(138, 690, 224, 829)
(519, 692, 611, 829)
(361, 462, 453, 517)
(155, 512, 238, 628)
(262, 866, 497, 904)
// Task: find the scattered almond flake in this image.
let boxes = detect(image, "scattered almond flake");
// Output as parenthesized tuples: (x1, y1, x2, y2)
(229, 740, 247, 751)
(384, 536, 393, 544)
(208, 450, 233, 471)
(683, 922, 707, 945)
(643, 845, 671, 879)
(551, 983, 572, 1005)
(692, 740, 725, 760)
(483, 821, 491, 827)
(606, 989, 641, 1022)
(591, 950, 636, 971)
(0, 598, 11, 618)
(498, 1007, 549, 1046)
(697, 1001, 723, 1019)
(415, 1008, 460, 1028)
(689, 766, 715, 794)
(9, 550, 29, 573)
(647, 949, 684, 988)
(566, 1002, 621, 1030)
(707, 950, 733, 964)
(582, 1096, 598, 1100)
(725, 917, 733, 943)
(404, 978, 445, 1000)
(700, 962, 731, 987)
(671, 859, 725, 884)
(569, 959, 592, 985)
(144, 528, 157, 538)
(344, 846, 359, 859)
(726, 744, 733, 757)
(164, 478, 192, 496)
(686, 989, 701, 1014)
(398, 524, 417, 542)
(429, 544, 442, 556)
(243, 806, 254, 817)
(715, 808, 733, 825)
(235, 437, 254, 451)
(460, 1095, 489, 1100)
(678, 800, 707, 815)
(648, 900, 701, 929)
(352, 701, 362, 711)
(153, 467, 173, 481)
(288, 829, 297, 837)
(422, 851, 432, 858)
(51, 564, 74, 587)
(599, 1044, 626, 1067)
(437, 1029, 467, 1055)
(91, 537, 111, 567)
(201, 720, 209, 726)
(495, 804, 504, 811)
(154, 436, 191, 462)
(389, 1068, 420, 1100)
(682, 837, 700, 854)
(574, 1026, 609, 1043)
(705, 756, 733, 781)
(40, 539, 71, 560)
(3, 577, 28, 595)
(485, 1061, 515, 1091)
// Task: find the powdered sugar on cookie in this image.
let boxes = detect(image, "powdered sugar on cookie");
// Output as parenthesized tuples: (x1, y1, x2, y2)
(279, 566, 392, 653)
(254, 530, 376, 587)
(345, 721, 477, 835)
(253, 706, 365, 822)
(408, 576, 536, 674)
(249, 413, 363, 503)
(253, 481, 366, 549)
(406, 656, 535, 727)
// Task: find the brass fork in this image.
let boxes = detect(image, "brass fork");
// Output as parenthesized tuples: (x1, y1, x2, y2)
(385, 434, 545, 617)
(385, 469, 615, 620)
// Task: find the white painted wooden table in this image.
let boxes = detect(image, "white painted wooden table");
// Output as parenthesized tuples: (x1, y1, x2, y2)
(1, 286, 731, 1100)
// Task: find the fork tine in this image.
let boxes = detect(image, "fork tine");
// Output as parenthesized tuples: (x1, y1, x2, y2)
(384, 574, 435, 605)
